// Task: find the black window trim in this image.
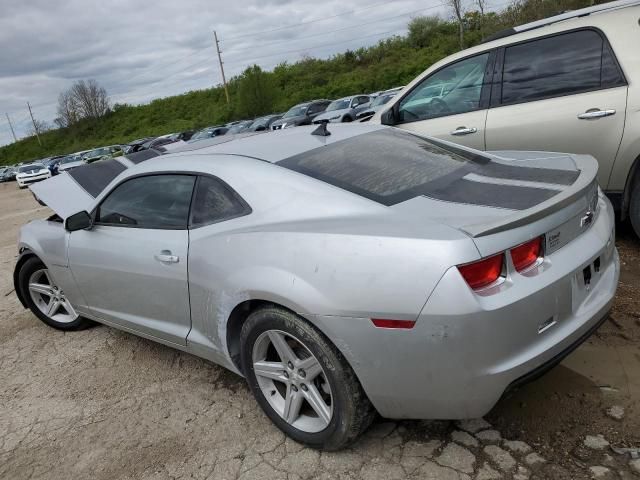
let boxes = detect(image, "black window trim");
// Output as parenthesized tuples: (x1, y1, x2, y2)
(92, 172, 197, 230)
(91, 171, 252, 231)
(491, 26, 627, 109)
(187, 174, 253, 229)
(394, 48, 498, 125)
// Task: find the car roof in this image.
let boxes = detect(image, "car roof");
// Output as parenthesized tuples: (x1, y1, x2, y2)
(150, 123, 387, 166)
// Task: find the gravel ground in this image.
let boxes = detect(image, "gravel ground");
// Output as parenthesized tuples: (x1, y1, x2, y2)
(1, 182, 639, 480)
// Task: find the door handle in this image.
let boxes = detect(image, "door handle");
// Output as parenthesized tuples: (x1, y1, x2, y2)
(577, 109, 616, 120)
(154, 250, 179, 264)
(450, 126, 478, 136)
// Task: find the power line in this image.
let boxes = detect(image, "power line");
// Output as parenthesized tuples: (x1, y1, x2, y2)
(221, 0, 395, 41)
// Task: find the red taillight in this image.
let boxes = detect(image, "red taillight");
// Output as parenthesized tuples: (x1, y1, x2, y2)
(457, 254, 504, 290)
(371, 319, 416, 329)
(511, 237, 543, 272)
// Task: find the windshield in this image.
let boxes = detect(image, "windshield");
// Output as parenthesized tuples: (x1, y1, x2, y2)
(228, 122, 251, 134)
(192, 130, 213, 140)
(283, 105, 307, 118)
(60, 156, 81, 164)
(86, 148, 109, 157)
(19, 164, 44, 173)
(326, 99, 351, 111)
(372, 94, 395, 107)
(250, 116, 269, 128)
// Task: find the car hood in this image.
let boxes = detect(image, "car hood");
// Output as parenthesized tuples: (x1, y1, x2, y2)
(314, 109, 350, 122)
(30, 158, 130, 219)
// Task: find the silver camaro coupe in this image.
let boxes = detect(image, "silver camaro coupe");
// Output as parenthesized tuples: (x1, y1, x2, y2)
(15, 124, 619, 450)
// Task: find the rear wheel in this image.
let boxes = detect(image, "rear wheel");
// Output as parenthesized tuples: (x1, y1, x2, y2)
(18, 256, 93, 330)
(240, 306, 375, 450)
(631, 179, 640, 238)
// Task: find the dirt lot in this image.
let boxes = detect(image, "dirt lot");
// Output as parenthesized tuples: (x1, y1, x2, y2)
(1, 182, 639, 480)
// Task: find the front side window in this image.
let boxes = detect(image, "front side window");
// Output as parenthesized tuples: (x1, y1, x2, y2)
(307, 103, 326, 115)
(190, 176, 250, 227)
(96, 175, 195, 229)
(398, 53, 489, 122)
(501, 29, 625, 105)
(284, 105, 307, 118)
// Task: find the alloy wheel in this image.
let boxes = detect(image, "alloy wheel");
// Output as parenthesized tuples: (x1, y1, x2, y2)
(28, 268, 78, 324)
(252, 329, 333, 433)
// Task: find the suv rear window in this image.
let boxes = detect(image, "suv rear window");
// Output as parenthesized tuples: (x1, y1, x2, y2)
(501, 29, 625, 105)
(276, 129, 578, 209)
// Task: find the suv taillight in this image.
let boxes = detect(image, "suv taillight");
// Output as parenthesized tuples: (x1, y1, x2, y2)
(511, 237, 543, 273)
(457, 254, 504, 290)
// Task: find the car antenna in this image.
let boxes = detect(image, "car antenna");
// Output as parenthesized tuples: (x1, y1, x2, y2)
(311, 121, 331, 137)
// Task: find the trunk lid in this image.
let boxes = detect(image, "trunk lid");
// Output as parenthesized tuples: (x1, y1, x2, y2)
(392, 150, 599, 256)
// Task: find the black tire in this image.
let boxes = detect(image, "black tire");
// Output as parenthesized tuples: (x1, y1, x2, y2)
(240, 306, 376, 450)
(18, 256, 94, 331)
(342, 116, 353, 122)
(630, 179, 640, 238)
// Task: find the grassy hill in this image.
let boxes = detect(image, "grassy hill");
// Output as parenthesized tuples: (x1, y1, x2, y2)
(0, 0, 602, 165)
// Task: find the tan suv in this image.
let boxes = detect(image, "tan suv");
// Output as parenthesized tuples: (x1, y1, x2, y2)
(373, 0, 640, 235)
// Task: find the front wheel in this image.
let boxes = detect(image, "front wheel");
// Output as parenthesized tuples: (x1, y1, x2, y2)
(630, 179, 640, 238)
(18, 256, 93, 330)
(240, 306, 375, 450)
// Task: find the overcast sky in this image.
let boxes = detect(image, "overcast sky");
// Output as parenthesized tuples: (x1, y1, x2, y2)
(0, 0, 467, 147)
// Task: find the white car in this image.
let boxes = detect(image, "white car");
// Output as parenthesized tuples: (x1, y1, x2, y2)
(57, 155, 86, 173)
(16, 163, 51, 189)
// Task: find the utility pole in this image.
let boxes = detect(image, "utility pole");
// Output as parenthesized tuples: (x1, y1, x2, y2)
(214, 31, 230, 104)
(5, 113, 17, 143)
(27, 102, 42, 147)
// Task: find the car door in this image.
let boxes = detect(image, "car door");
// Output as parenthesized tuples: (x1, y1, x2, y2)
(485, 29, 627, 189)
(390, 51, 494, 150)
(352, 96, 371, 116)
(307, 102, 330, 123)
(67, 174, 196, 345)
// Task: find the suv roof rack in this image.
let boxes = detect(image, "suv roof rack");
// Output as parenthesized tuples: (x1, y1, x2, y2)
(482, 0, 640, 43)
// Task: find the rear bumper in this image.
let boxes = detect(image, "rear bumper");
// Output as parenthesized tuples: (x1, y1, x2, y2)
(312, 195, 619, 419)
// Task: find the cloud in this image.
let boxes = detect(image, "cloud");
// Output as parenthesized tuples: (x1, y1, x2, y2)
(0, 0, 450, 147)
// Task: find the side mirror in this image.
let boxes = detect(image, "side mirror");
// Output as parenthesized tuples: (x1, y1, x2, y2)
(380, 106, 397, 126)
(65, 211, 92, 232)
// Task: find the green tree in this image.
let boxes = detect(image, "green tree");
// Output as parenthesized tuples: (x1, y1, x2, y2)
(407, 16, 443, 48)
(236, 65, 278, 118)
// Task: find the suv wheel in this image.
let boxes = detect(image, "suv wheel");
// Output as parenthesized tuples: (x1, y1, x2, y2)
(240, 306, 375, 450)
(18, 256, 93, 331)
(631, 179, 640, 238)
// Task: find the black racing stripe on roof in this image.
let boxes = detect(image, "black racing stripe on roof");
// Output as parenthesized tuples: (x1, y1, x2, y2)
(67, 159, 126, 197)
(276, 129, 571, 209)
(125, 149, 161, 164)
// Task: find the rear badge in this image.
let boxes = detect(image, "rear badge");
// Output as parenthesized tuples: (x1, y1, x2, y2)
(538, 317, 557, 334)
